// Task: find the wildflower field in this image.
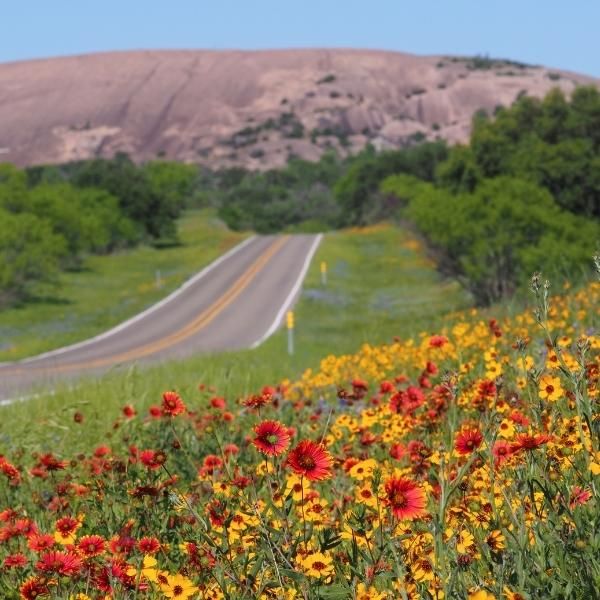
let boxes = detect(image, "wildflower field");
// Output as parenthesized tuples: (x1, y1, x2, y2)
(0, 275, 599, 599)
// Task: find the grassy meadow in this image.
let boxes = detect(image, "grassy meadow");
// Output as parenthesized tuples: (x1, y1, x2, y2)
(0, 222, 470, 452)
(0, 250, 598, 597)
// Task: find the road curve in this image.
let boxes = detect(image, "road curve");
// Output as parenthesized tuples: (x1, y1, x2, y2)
(0, 234, 321, 402)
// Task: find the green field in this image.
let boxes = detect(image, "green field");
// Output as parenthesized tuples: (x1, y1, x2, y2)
(0, 222, 471, 453)
(0, 209, 247, 361)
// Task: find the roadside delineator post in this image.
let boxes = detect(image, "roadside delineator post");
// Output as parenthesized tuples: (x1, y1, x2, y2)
(286, 311, 294, 355)
(155, 270, 162, 289)
(320, 261, 327, 286)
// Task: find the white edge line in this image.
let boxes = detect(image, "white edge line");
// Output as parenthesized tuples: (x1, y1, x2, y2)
(1, 235, 257, 366)
(250, 233, 323, 349)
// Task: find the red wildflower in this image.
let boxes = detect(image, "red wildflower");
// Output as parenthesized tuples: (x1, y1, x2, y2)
(429, 335, 448, 348)
(36, 550, 82, 576)
(510, 433, 551, 453)
(426, 361, 438, 375)
(478, 380, 497, 398)
(243, 392, 272, 409)
(149, 405, 162, 418)
(161, 391, 186, 417)
(109, 535, 136, 556)
(0, 508, 16, 522)
(78, 534, 106, 558)
(286, 440, 333, 481)
(13, 518, 37, 538)
(509, 410, 530, 427)
(0, 456, 21, 485)
(379, 380, 395, 394)
(252, 420, 291, 456)
(383, 477, 427, 520)
(389, 443, 407, 460)
(390, 386, 425, 414)
(94, 445, 111, 458)
(140, 450, 166, 470)
(38, 453, 68, 471)
(492, 440, 513, 467)
(352, 378, 369, 391)
(122, 404, 136, 418)
(210, 396, 226, 409)
(203, 454, 223, 475)
(207, 499, 228, 528)
(138, 536, 161, 554)
(455, 429, 484, 455)
(223, 443, 239, 456)
(28, 533, 55, 552)
(4, 552, 27, 568)
(55, 517, 80, 537)
(19, 576, 51, 600)
(570, 486, 592, 509)
(93, 558, 139, 592)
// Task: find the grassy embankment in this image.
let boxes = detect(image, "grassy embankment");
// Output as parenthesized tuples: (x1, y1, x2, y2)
(0, 209, 247, 361)
(0, 221, 471, 453)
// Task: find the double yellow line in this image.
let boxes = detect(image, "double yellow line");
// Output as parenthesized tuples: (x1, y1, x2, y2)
(6, 236, 289, 375)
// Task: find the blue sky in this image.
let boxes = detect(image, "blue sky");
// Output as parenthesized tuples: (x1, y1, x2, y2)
(3, 0, 599, 77)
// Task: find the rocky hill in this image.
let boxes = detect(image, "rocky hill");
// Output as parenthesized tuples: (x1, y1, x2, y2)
(0, 49, 597, 169)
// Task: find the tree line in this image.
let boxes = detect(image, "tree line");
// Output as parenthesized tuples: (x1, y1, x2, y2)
(380, 86, 600, 304)
(0, 155, 196, 307)
(3, 85, 599, 308)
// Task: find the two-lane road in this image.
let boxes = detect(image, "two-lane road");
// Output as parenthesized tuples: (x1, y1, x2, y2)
(0, 234, 321, 402)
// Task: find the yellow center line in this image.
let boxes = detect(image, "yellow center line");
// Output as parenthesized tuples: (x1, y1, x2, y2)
(8, 236, 289, 375)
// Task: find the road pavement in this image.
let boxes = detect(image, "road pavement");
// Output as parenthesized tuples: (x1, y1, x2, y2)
(0, 234, 321, 402)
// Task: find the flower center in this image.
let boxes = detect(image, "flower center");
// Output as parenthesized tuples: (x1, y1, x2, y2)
(298, 456, 316, 469)
(312, 561, 326, 571)
(391, 492, 406, 506)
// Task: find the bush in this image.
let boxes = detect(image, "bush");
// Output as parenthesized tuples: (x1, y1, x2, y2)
(390, 176, 598, 304)
(0, 209, 66, 306)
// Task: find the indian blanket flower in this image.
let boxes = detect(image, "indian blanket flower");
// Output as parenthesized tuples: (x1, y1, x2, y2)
(138, 536, 161, 554)
(140, 449, 167, 470)
(492, 440, 513, 467)
(19, 577, 51, 600)
(286, 440, 333, 481)
(243, 391, 273, 409)
(78, 534, 106, 557)
(252, 420, 291, 456)
(455, 428, 484, 455)
(383, 476, 427, 520)
(511, 432, 551, 454)
(4, 553, 27, 569)
(38, 453, 68, 471)
(36, 550, 82, 576)
(161, 391, 186, 417)
(28, 533, 55, 552)
(570, 486, 592, 508)
(54, 516, 82, 545)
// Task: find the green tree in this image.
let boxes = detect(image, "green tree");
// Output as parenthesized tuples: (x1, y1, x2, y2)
(0, 209, 66, 306)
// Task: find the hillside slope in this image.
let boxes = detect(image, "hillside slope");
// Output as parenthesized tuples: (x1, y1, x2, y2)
(0, 49, 597, 169)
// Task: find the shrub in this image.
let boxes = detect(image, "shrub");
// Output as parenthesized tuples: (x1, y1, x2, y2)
(387, 176, 599, 304)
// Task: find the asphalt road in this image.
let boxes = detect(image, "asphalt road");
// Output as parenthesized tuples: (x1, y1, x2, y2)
(0, 234, 321, 402)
